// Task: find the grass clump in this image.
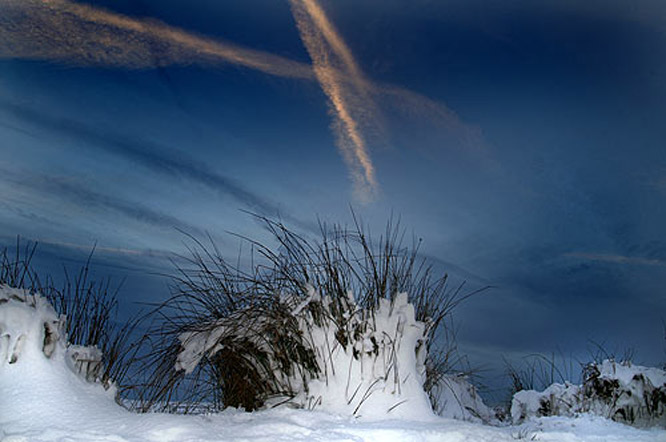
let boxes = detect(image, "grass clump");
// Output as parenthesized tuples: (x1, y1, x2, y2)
(137, 214, 482, 413)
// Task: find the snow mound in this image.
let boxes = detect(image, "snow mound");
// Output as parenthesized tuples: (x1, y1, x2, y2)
(512, 382, 582, 423)
(0, 284, 110, 385)
(176, 289, 435, 420)
(0, 284, 65, 364)
(292, 291, 434, 420)
(511, 360, 666, 427)
(0, 284, 122, 427)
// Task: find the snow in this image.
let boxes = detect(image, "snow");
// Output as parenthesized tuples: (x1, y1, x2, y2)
(511, 359, 666, 427)
(289, 291, 433, 419)
(512, 382, 582, 423)
(431, 373, 496, 423)
(2, 284, 665, 441)
(174, 288, 434, 419)
(596, 359, 666, 389)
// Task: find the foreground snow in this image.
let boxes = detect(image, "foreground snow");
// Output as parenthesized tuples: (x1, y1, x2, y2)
(1, 285, 665, 441)
(3, 404, 665, 441)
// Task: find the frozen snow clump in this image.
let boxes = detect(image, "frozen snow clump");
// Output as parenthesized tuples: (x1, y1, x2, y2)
(0, 284, 107, 385)
(431, 373, 496, 423)
(511, 360, 666, 427)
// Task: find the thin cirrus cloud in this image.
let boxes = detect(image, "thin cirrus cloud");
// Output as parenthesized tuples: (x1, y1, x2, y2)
(565, 252, 666, 268)
(0, 168, 205, 237)
(0, 0, 488, 201)
(0, 99, 305, 229)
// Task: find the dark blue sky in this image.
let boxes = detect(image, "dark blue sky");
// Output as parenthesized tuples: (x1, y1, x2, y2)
(1, 0, 665, 398)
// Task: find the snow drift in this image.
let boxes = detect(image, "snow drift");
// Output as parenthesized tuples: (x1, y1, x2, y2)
(0, 284, 125, 428)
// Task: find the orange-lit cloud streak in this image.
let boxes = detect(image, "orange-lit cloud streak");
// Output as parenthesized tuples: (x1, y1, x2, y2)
(0, 0, 313, 79)
(289, 0, 379, 201)
(295, 0, 384, 134)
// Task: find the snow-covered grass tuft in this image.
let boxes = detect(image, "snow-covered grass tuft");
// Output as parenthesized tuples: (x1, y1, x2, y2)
(135, 215, 485, 417)
(0, 240, 145, 400)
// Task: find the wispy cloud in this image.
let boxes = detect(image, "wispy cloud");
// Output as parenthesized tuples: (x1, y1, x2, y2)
(0, 0, 313, 79)
(565, 252, 666, 268)
(0, 0, 490, 199)
(26, 238, 165, 259)
(289, 0, 380, 201)
(0, 168, 203, 235)
(0, 99, 303, 226)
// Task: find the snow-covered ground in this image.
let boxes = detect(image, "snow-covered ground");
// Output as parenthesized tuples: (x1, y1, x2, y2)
(3, 392, 665, 442)
(2, 284, 665, 441)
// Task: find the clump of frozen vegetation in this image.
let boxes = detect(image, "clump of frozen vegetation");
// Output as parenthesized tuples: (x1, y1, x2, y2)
(175, 287, 434, 418)
(0, 242, 143, 400)
(0, 284, 108, 387)
(511, 360, 666, 427)
(137, 216, 488, 419)
(1, 284, 664, 441)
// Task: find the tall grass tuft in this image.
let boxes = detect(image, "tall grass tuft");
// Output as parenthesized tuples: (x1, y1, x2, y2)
(137, 214, 484, 413)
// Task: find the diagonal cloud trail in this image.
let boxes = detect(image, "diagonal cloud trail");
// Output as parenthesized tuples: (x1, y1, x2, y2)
(295, 0, 385, 136)
(0, 167, 205, 236)
(0, 0, 314, 78)
(289, 0, 379, 202)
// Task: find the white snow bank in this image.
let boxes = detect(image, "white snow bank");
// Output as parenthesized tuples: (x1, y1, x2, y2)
(0, 285, 65, 364)
(0, 285, 123, 425)
(511, 360, 666, 427)
(3, 399, 665, 441)
(595, 359, 666, 390)
(512, 382, 582, 423)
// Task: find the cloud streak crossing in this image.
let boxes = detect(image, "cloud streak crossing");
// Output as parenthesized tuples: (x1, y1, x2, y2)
(289, 0, 380, 201)
(0, 0, 487, 200)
